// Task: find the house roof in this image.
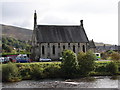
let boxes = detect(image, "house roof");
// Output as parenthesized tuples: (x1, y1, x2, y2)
(89, 40, 96, 48)
(36, 25, 89, 43)
(96, 45, 119, 51)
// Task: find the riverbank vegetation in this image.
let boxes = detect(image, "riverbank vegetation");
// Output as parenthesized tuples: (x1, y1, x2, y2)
(2, 50, 120, 82)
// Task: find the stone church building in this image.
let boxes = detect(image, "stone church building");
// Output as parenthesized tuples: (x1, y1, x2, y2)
(31, 11, 92, 60)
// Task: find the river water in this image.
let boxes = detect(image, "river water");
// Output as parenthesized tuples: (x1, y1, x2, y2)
(2, 76, 120, 88)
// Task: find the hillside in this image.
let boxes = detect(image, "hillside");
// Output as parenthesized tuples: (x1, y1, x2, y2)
(95, 42, 112, 46)
(2, 24, 32, 41)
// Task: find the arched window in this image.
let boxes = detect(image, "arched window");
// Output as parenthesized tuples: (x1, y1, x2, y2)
(82, 45, 85, 52)
(42, 46, 44, 55)
(73, 45, 75, 53)
(53, 45, 55, 55)
(58, 43, 60, 48)
(68, 43, 70, 47)
(78, 43, 80, 47)
(63, 45, 65, 50)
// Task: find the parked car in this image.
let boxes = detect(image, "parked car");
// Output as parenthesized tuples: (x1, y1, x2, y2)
(0, 57, 5, 63)
(16, 54, 30, 63)
(39, 58, 51, 62)
(58, 57, 62, 61)
(16, 59, 30, 63)
(0, 57, 11, 63)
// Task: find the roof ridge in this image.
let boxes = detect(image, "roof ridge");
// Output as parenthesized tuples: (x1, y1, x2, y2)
(37, 25, 80, 27)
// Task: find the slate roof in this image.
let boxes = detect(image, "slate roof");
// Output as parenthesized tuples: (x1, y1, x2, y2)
(36, 25, 89, 43)
(89, 40, 96, 48)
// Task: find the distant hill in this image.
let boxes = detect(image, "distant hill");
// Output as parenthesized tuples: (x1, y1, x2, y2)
(2, 24, 32, 41)
(95, 42, 112, 46)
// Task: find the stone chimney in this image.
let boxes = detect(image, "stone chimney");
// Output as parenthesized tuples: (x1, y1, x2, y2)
(80, 20, 83, 27)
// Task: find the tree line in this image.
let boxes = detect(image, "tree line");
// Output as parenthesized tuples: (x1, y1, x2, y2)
(2, 37, 31, 53)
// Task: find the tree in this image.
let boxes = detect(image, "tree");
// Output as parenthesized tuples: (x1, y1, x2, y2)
(61, 50, 78, 78)
(26, 45, 31, 52)
(6, 46, 13, 52)
(2, 44, 12, 52)
(77, 50, 96, 76)
(2, 36, 32, 53)
(106, 62, 118, 75)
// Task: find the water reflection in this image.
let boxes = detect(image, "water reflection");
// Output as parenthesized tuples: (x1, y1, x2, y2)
(2, 76, 118, 88)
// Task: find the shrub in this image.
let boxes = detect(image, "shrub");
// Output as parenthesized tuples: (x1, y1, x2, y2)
(2, 62, 21, 82)
(95, 65, 107, 72)
(18, 65, 32, 80)
(107, 50, 115, 54)
(30, 65, 44, 80)
(101, 52, 108, 60)
(16, 62, 62, 79)
(106, 62, 118, 75)
(110, 52, 120, 61)
(78, 51, 96, 76)
(43, 64, 61, 78)
(61, 50, 78, 78)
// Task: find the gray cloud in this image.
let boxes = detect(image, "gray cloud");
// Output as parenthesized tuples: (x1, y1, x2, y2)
(2, 2, 50, 28)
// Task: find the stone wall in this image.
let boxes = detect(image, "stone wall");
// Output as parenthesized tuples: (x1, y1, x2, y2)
(37, 43, 87, 60)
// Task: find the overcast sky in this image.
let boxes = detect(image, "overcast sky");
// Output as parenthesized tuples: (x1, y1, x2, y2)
(0, 0, 119, 45)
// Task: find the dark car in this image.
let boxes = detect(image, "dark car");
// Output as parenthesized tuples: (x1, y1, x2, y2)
(16, 59, 30, 63)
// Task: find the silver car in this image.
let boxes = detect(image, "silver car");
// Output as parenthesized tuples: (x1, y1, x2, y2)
(39, 58, 51, 62)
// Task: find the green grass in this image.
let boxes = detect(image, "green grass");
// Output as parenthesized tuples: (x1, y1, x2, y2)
(1, 62, 61, 65)
(15, 62, 61, 65)
(95, 60, 111, 64)
(2, 61, 111, 66)
(1, 60, 111, 65)
(2, 52, 31, 55)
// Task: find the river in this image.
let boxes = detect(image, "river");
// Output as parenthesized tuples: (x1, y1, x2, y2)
(2, 76, 120, 88)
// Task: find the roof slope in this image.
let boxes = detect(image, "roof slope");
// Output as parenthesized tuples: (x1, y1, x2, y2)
(89, 40, 96, 48)
(36, 25, 89, 43)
